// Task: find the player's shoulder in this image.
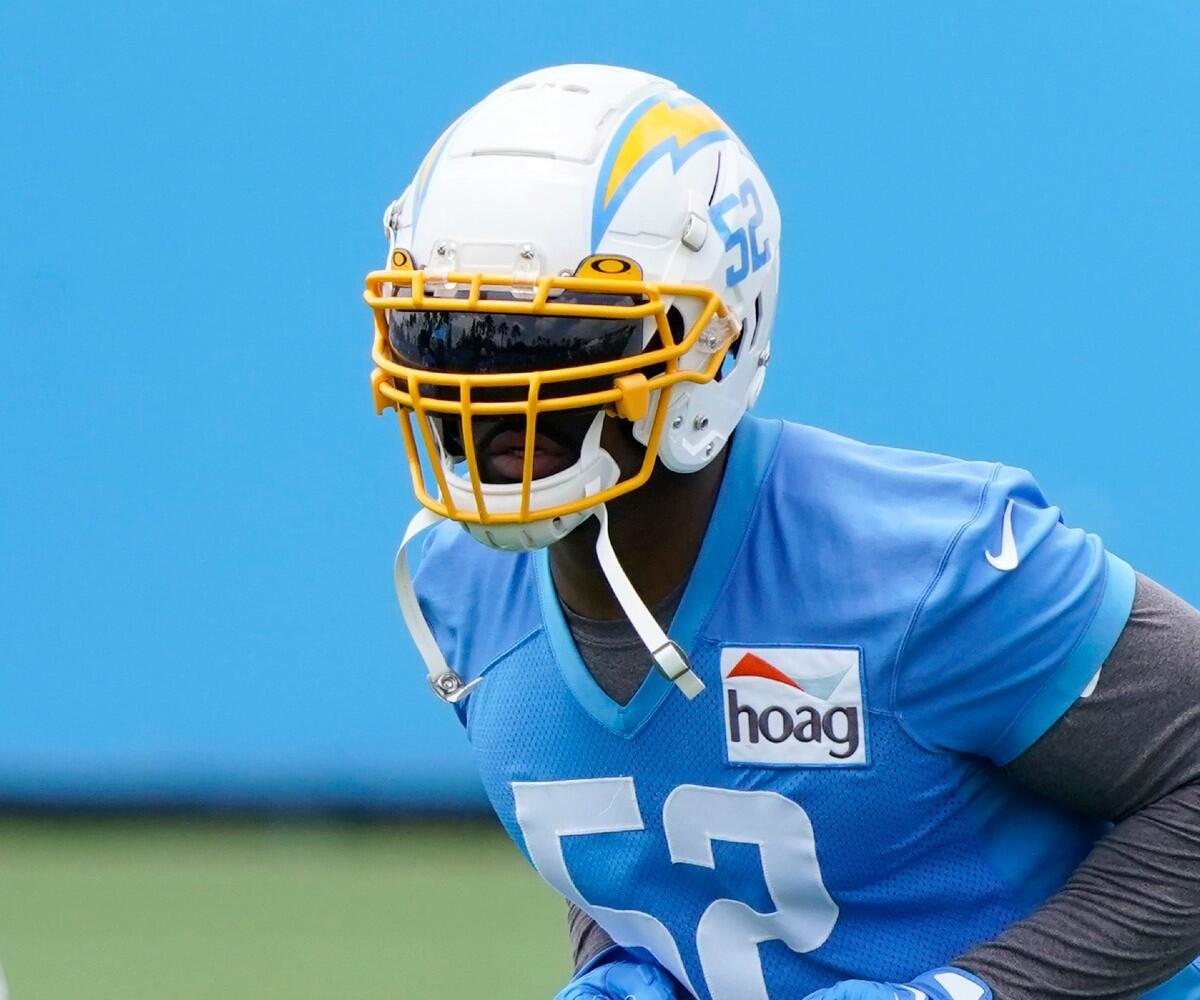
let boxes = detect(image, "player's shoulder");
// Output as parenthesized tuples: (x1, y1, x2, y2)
(763, 418, 1027, 555)
(775, 419, 1009, 506)
(411, 518, 541, 681)
(713, 418, 1035, 649)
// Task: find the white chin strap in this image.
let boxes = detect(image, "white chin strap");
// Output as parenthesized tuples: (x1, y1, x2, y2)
(393, 507, 476, 703)
(590, 505, 705, 699)
(392, 505, 705, 704)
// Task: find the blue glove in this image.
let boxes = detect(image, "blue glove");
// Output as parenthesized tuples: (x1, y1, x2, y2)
(553, 951, 678, 1000)
(802, 967, 992, 1000)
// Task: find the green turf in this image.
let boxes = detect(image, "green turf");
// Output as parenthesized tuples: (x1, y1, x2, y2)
(0, 815, 570, 1000)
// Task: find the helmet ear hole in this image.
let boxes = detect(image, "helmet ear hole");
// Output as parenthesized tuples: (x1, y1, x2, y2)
(714, 319, 748, 383)
(666, 305, 686, 346)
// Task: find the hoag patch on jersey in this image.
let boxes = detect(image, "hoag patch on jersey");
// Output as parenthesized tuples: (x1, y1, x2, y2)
(721, 646, 867, 766)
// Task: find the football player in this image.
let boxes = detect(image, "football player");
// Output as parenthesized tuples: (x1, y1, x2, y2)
(366, 65, 1200, 1000)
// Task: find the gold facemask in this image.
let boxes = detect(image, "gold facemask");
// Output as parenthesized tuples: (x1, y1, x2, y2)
(366, 252, 739, 527)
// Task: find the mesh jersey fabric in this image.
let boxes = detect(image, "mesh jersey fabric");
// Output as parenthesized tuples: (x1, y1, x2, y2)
(408, 415, 1177, 998)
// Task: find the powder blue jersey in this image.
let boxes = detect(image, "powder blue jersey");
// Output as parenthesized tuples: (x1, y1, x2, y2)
(413, 416, 1199, 999)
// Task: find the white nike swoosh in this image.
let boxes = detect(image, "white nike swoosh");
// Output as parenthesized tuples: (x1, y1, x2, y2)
(985, 498, 1020, 571)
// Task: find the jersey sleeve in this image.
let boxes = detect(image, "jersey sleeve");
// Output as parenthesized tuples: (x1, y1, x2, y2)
(894, 462, 1136, 763)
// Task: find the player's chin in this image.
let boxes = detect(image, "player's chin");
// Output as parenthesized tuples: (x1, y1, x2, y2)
(474, 419, 584, 484)
(479, 449, 576, 484)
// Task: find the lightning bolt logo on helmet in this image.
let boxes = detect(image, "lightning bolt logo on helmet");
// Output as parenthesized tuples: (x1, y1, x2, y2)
(591, 94, 732, 249)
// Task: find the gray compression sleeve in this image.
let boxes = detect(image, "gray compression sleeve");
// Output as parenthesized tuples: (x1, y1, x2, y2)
(959, 574, 1200, 999)
(568, 900, 616, 972)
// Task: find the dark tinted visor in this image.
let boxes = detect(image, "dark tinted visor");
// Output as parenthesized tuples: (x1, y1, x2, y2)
(386, 292, 644, 375)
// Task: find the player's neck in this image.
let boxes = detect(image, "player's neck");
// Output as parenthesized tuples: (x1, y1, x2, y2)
(549, 448, 730, 621)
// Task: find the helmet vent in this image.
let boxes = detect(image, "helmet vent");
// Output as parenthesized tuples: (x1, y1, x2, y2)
(749, 293, 764, 348)
(707, 151, 723, 207)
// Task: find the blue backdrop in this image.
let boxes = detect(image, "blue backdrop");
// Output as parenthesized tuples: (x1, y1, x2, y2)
(1, 2, 1197, 809)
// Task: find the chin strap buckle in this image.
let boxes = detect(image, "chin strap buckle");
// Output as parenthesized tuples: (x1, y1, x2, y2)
(429, 670, 482, 704)
(650, 640, 706, 700)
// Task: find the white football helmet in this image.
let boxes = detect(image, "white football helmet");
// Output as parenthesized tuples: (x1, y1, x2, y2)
(368, 64, 781, 702)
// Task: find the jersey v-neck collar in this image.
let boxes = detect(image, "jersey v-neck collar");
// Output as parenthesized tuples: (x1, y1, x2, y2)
(532, 416, 784, 737)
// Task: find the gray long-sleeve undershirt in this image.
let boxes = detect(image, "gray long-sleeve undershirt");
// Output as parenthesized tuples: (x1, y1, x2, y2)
(561, 574, 1200, 998)
(958, 575, 1200, 999)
